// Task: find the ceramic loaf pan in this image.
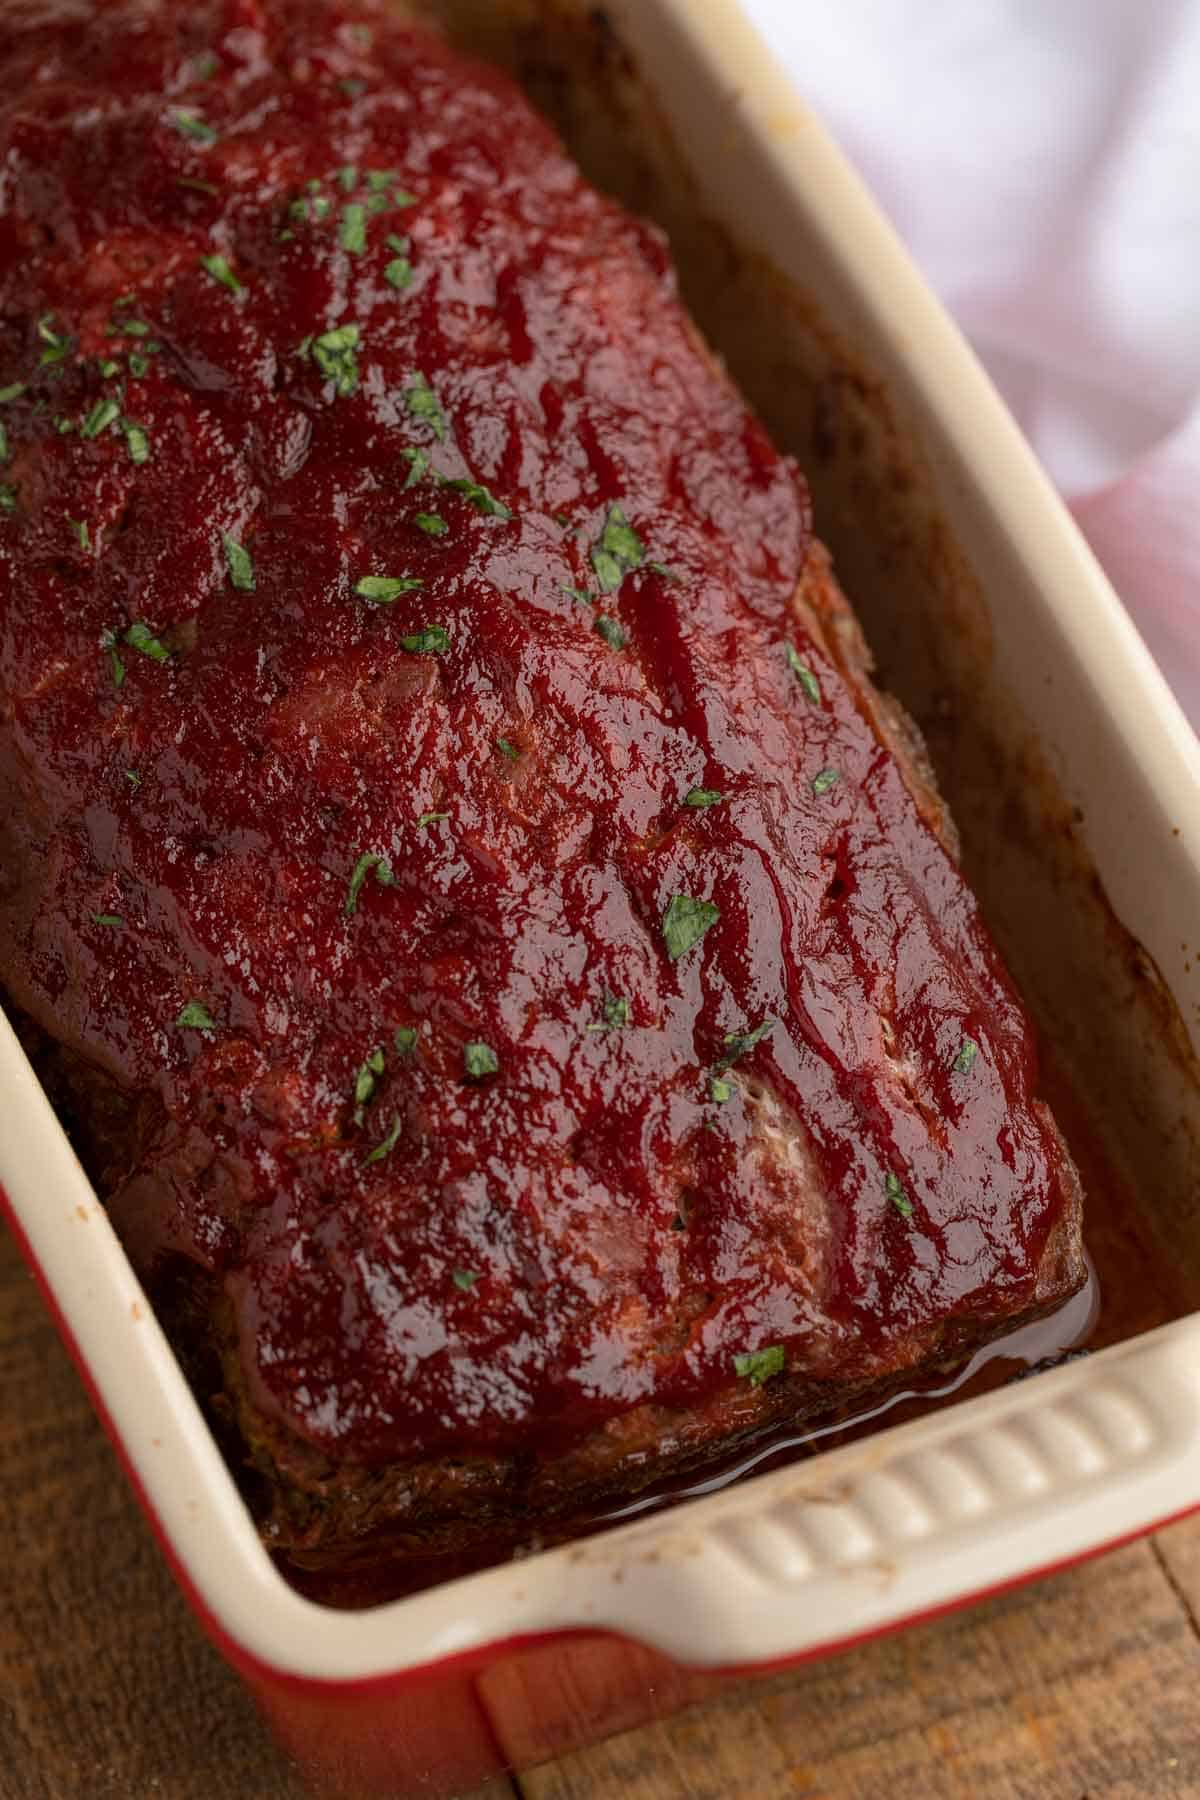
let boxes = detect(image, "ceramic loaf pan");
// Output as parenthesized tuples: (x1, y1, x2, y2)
(3, 2, 1200, 1794)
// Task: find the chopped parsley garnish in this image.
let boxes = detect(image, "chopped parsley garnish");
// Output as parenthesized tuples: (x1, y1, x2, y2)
(339, 202, 367, 254)
(221, 532, 255, 590)
(812, 768, 840, 796)
(684, 787, 724, 808)
(414, 512, 448, 536)
(384, 252, 413, 290)
(200, 253, 244, 295)
(91, 913, 124, 928)
(591, 504, 644, 593)
(177, 1000, 216, 1031)
(0, 484, 17, 515)
(403, 371, 446, 441)
(885, 1171, 913, 1219)
(128, 354, 150, 378)
(98, 359, 120, 379)
(0, 424, 8, 463)
(734, 1345, 786, 1387)
(354, 1046, 386, 1106)
(335, 164, 358, 192)
(463, 1041, 499, 1079)
(393, 1026, 418, 1056)
(709, 1073, 734, 1104)
(586, 993, 630, 1033)
(110, 317, 150, 338)
(178, 177, 219, 196)
(952, 1037, 980, 1075)
(36, 315, 72, 366)
(102, 633, 125, 687)
(451, 1269, 480, 1292)
(344, 851, 396, 916)
(80, 397, 120, 441)
(355, 574, 423, 604)
(594, 615, 627, 651)
(442, 476, 513, 519)
(0, 382, 26, 404)
(123, 421, 150, 464)
(400, 624, 449, 654)
(311, 193, 332, 222)
(339, 77, 367, 99)
(311, 323, 361, 396)
(400, 446, 429, 488)
(786, 644, 822, 704)
(172, 111, 218, 145)
(661, 893, 720, 962)
(496, 737, 519, 762)
(68, 518, 90, 550)
(647, 560, 678, 579)
(718, 1018, 777, 1070)
(562, 586, 593, 606)
(362, 1113, 402, 1165)
(125, 622, 171, 662)
(125, 770, 141, 787)
(365, 169, 399, 191)
(416, 811, 449, 828)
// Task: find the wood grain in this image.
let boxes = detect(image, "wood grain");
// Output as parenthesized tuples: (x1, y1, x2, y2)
(4, 1217, 1200, 1800)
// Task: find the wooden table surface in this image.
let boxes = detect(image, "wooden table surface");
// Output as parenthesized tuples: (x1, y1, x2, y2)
(4, 1221, 1200, 1800)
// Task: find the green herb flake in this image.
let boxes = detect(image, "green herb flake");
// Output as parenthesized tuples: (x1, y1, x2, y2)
(172, 111, 218, 146)
(125, 769, 141, 788)
(311, 322, 361, 397)
(400, 624, 449, 655)
(0, 382, 26, 404)
(102, 633, 125, 688)
(177, 1000, 216, 1031)
(590, 503, 644, 593)
(335, 163, 358, 192)
(393, 1025, 418, 1056)
(952, 1037, 980, 1075)
(68, 517, 90, 551)
(786, 643, 822, 704)
(122, 421, 150, 464)
(125, 621, 171, 663)
(414, 512, 448, 536)
(684, 787, 724, 809)
(344, 851, 396, 917)
(354, 1045, 386, 1106)
(647, 560, 678, 579)
(416, 811, 449, 829)
(362, 1113, 402, 1165)
(221, 531, 255, 591)
(586, 993, 630, 1033)
(885, 1171, 913, 1220)
(734, 1345, 786, 1387)
(339, 202, 367, 255)
(36, 315, 72, 366)
(355, 574, 423, 605)
(80, 397, 120, 441)
(200, 253, 244, 295)
(562, 586, 593, 606)
(55, 418, 75, 435)
(451, 1268, 480, 1292)
(128, 354, 150, 380)
(709, 1073, 735, 1104)
(0, 483, 17, 515)
(496, 737, 519, 763)
(812, 768, 840, 796)
(661, 893, 720, 962)
(718, 1018, 777, 1071)
(364, 169, 399, 191)
(442, 476, 513, 519)
(463, 1041, 499, 1080)
(178, 177, 220, 196)
(0, 424, 7, 463)
(594, 615, 627, 651)
(400, 446, 429, 489)
(339, 77, 367, 99)
(403, 371, 446, 441)
(98, 359, 120, 379)
(384, 255, 414, 290)
(91, 912, 124, 928)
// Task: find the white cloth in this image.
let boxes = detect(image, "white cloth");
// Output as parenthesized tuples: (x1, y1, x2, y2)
(741, 0, 1200, 726)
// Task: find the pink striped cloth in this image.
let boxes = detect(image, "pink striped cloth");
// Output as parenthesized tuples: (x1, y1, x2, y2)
(743, 0, 1200, 728)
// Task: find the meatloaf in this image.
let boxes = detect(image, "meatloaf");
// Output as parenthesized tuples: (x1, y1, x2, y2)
(0, 0, 1085, 1578)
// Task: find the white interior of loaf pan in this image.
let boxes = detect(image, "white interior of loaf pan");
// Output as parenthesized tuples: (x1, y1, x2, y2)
(2, 0, 1200, 1683)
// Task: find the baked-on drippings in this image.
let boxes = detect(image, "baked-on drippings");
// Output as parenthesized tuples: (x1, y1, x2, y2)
(0, 1, 1084, 1559)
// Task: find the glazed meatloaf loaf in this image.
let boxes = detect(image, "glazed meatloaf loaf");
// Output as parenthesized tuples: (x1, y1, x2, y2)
(0, 0, 1085, 1578)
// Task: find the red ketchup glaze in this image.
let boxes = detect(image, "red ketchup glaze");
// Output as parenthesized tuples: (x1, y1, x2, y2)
(0, 1, 1078, 1464)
